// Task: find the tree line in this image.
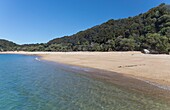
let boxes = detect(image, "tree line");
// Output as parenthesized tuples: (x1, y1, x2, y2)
(0, 3, 170, 54)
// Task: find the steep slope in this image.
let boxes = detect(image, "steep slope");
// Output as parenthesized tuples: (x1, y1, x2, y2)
(47, 3, 170, 53)
(0, 39, 18, 51)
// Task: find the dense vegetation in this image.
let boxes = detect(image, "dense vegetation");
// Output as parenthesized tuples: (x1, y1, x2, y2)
(0, 39, 17, 51)
(0, 3, 170, 53)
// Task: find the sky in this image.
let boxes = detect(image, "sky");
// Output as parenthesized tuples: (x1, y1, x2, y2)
(0, 0, 170, 44)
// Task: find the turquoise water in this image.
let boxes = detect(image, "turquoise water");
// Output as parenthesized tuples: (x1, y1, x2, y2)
(0, 54, 170, 110)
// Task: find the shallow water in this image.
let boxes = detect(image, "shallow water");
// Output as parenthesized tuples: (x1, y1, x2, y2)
(0, 54, 170, 110)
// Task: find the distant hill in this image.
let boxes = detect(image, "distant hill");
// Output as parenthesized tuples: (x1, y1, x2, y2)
(0, 39, 18, 51)
(0, 3, 170, 53)
(47, 3, 170, 53)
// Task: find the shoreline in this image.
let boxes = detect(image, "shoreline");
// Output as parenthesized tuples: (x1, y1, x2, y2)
(39, 52, 170, 86)
(39, 57, 170, 103)
(37, 57, 170, 102)
(1, 51, 170, 90)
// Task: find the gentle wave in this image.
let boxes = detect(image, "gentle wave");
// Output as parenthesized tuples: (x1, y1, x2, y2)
(35, 57, 40, 61)
(135, 77, 170, 91)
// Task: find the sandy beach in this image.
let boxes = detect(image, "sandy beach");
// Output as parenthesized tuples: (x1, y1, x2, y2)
(1, 51, 170, 87)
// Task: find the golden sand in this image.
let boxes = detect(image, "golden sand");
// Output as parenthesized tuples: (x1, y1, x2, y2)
(1, 51, 170, 86)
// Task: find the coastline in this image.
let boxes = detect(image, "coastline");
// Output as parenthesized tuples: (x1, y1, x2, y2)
(1, 51, 170, 89)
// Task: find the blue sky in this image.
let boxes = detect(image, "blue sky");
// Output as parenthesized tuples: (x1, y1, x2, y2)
(0, 0, 170, 44)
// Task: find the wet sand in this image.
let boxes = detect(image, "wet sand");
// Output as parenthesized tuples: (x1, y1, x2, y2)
(39, 52, 170, 86)
(1, 51, 170, 103)
(1, 51, 170, 88)
(44, 61, 170, 104)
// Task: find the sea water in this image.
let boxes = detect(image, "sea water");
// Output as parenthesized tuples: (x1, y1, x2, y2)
(0, 54, 169, 110)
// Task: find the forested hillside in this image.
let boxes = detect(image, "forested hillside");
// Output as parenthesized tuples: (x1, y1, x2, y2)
(0, 3, 170, 53)
(47, 3, 170, 53)
(0, 39, 18, 51)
